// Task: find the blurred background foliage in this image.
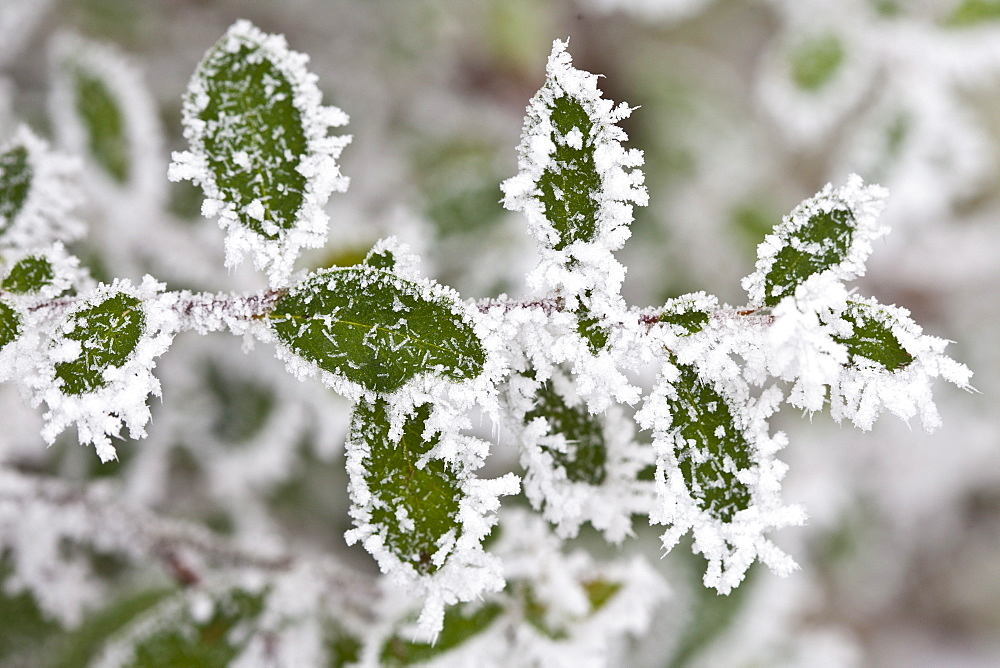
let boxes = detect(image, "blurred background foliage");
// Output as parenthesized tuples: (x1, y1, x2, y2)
(1, 0, 999, 665)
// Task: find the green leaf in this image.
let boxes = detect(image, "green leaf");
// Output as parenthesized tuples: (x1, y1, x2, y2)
(55, 293, 145, 395)
(0, 145, 31, 238)
(2, 255, 54, 294)
(790, 34, 844, 92)
(667, 363, 752, 523)
(835, 302, 913, 370)
(192, 35, 309, 239)
(762, 206, 855, 307)
(583, 578, 622, 613)
(350, 399, 463, 575)
(74, 69, 129, 183)
(538, 95, 601, 250)
(0, 302, 20, 352)
(525, 379, 607, 486)
(576, 300, 610, 354)
(658, 301, 711, 335)
(269, 267, 485, 394)
(946, 0, 1000, 26)
(379, 601, 503, 666)
(123, 589, 265, 668)
(326, 627, 363, 668)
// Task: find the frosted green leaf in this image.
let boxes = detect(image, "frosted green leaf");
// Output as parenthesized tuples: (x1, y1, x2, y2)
(576, 302, 610, 354)
(350, 399, 463, 575)
(763, 207, 854, 307)
(0, 145, 30, 238)
(539, 95, 600, 249)
(170, 20, 350, 285)
(73, 69, 129, 183)
(525, 379, 607, 486)
(658, 298, 713, 335)
(743, 176, 888, 307)
(520, 576, 622, 639)
(667, 363, 752, 523)
(947, 0, 1000, 26)
(2, 255, 54, 294)
(0, 302, 19, 352)
(835, 301, 913, 370)
(790, 34, 844, 92)
(379, 601, 503, 666)
(269, 267, 485, 394)
(55, 293, 144, 395)
(193, 42, 306, 239)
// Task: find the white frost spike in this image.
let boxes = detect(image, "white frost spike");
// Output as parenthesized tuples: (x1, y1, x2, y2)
(635, 359, 806, 594)
(48, 32, 167, 209)
(26, 276, 179, 462)
(828, 297, 973, 432)
(742, 174, 889, 307)
(0, 126, 84, 251)
(169, 20, 351, 287)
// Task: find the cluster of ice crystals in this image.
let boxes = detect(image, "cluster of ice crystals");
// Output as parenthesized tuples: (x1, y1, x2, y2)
(0, 126, 84, 252)
(25, 276, 177, 462)
(169, 19, 351, 287)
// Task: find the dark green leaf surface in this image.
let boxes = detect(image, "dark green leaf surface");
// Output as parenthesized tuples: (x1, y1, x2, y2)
(0, 145, 31, 237)
(667, 363, 752, 523)
(763, 207, 854, 307)
(525, 379, 607, 486)
(195, 42, 308, 239)
(55, 293, 144, 395)
(351, 399, 463, 575)
(74, 70, 129, 183)
(538, 95, 600, 250)
(2, 255, 54, 294)
(0, 302, 19, 352)
(380, 602, 503, 666)
(835, 302, 913, 370)
(270, 267, 485, 394)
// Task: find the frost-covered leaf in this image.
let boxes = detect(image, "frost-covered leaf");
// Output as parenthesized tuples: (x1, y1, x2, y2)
(743, 175, 888, 308)
(169, 20, 350, 286)
(828, 297, 972, 431)
(835, 301, 913, 370)
(2, 255, 54, 295)
(662, 362, 752, 523)
(501, 38, 646, 255)
(49, 33, 164, 205)
(55, 292, 144, 396)
(658, 292, 718, 336)
(0, 301, 19, 352)
(0, 127, 82, 250)
(379, 601, 504, 666)
(503, 369, 654, 543)
(525, 378, 607, 486)
(575, 302, 610, 354)
(636, 359, 804, 593)
(789, 34, 844, 92)
(348, 399, 462, 576)
(269, 266, 485, 395)
(33, 277, 177, 462)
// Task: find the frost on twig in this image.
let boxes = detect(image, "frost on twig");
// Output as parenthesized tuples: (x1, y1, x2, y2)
(169, 20, 351, 287)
